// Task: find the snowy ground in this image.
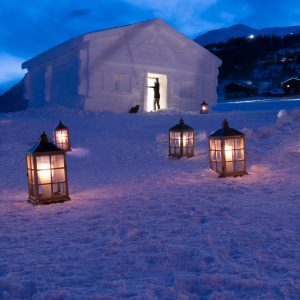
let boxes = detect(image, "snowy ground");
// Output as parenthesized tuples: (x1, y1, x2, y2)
(0, 104, 300, 299)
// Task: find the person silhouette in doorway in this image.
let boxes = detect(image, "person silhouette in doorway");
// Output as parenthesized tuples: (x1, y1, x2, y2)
(149, 78, 160, 111)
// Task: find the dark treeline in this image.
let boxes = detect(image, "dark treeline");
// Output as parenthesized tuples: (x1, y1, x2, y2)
(205, 34, 300, 79)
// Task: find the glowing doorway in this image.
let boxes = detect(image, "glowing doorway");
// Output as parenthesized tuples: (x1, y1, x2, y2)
(145, 73, 167, 112)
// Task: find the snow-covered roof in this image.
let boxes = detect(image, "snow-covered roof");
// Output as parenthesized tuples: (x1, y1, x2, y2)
(22, 18, 221, 69)
(281, 77, 300, 85)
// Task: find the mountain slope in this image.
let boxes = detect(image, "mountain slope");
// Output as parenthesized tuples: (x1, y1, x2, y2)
(196, 24, 300, 46)
(0, 78, 27, 112)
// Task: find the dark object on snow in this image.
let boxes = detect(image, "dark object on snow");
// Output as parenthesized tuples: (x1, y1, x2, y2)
(281, 77, 300, 95)
(128, 105, 140, 113)
(224, 82, 258, 100)
(0, 78, 28, 112)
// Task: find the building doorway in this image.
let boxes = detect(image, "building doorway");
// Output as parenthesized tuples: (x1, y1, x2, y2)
(145, 73, 167, 112)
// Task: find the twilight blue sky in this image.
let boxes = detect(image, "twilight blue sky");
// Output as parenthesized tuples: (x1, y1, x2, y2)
(1, 0, 300, 92)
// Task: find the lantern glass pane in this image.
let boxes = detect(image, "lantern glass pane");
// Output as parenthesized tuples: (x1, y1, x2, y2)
(52, 169, 65, 183)
(226, 162, 234, 173)
(51, 155, 64, 169)
(182, 132, 188, 148)
(56, 129, 68, 144)
(175, 132, 181, 139)
(37, 170, 52, 184)
(26, 155, 31, 169)
(235, 149, 244, 160)
(215, 140, 221, 150)
(210, 151, 216, 161)
(224, 139, 234, 161)
(36, 156, 51, 185)
(36, 156, 50, 170)
(235, 138, 244, 149)
(216, 151, 222, 162)
(38, 184, 52, 198)
(224, 139, 234, 173)
(53, 182, 66, 196)
(210, 140, 215, 150)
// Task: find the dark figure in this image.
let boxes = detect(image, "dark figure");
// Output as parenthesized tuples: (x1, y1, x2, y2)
(149, 78, 160, 111)
(128, 105, 140, 113)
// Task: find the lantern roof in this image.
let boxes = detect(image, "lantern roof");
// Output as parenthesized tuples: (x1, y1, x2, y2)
(201, 101, 208, 105)
(55, 120, 68, 130)
(27, 132, 64, 154)
(169, 118, 193, 131)
(209, 120, 244, 138)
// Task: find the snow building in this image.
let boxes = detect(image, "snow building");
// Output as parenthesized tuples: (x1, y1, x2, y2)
(22, 19, 221, 112)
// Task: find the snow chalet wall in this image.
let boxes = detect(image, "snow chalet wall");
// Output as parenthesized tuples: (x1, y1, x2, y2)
(22, 19, 222, 112)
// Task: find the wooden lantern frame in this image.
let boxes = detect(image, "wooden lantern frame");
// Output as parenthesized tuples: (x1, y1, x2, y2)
(200, 101, 209, 114)
(26, 132, 70, 204)
(169, 118, 194, 158)
(54, 120, 71, 151)
(208, 120, 247, 177)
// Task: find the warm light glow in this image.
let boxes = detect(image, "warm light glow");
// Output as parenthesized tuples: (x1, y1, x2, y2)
(56, 130, 68, 144)
(38, 162, 51, 182)
(37, 162, 52, 197)
(225, 145, 233, 161)
(287, 84, 290, 88)
(146, 73, 167, 112)
(202, 106, 207, 110)
(182, 134, 188, 147)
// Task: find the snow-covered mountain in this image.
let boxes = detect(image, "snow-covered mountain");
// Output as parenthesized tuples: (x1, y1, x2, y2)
(195, 24, 300, 45)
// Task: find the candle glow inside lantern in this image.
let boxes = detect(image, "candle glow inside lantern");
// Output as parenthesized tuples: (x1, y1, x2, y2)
(169, 118, 194, 158)
(54, 120, 71, 151)
(26, 132, 70, 204)
(208, 120, 247, 177)
(200, 101, 209, 114)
